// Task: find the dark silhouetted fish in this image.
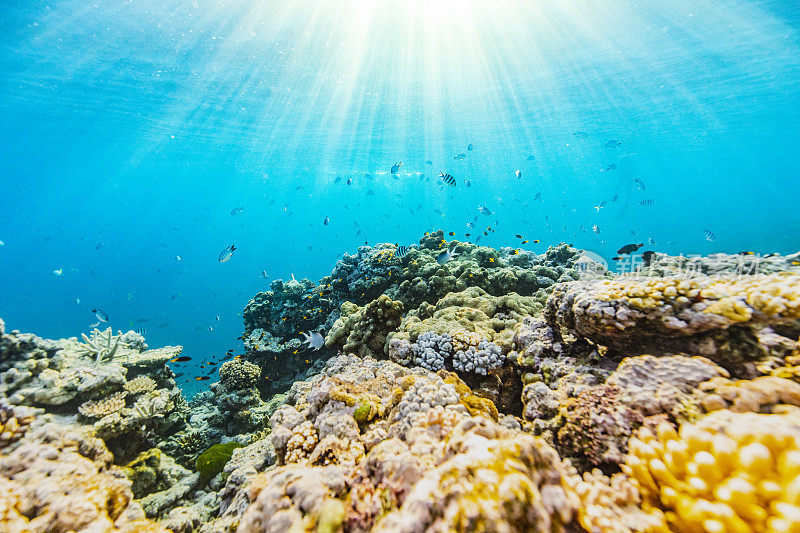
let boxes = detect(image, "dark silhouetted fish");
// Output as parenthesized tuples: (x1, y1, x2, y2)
(230, 207, 245, 215)
(391, 162, 401, 174)
(639, 199, 654, 206)
(605, 140, 621, 148)
(617, 243, 644, 255)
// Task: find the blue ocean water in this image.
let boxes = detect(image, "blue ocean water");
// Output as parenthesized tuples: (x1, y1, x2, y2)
(1, 0, 799, 394)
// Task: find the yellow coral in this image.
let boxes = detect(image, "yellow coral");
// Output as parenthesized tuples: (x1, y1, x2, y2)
(623, 408, 800, 533)
(699, 376, 800, 414)
(450, 328, 484, 352)
(596, 273, 800, 320)
(123, 375, 157, 395)
(78, 392, 127, 418)
(441, 372, 499, 421)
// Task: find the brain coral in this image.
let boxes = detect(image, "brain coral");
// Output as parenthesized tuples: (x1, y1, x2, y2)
(624, 407, 800, 532)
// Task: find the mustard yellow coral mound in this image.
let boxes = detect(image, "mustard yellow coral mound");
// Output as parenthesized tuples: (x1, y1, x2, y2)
(595, 273, 800, 320)
(701, 272, 800, 321)
(623, 408, 800, 533)
(596, 277, 707, 309)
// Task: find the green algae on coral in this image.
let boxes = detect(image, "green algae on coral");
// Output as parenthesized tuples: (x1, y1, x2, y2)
(195, 441, 245, 485)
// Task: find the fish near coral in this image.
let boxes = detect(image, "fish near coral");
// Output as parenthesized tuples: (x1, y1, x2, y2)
(302, 330, 325, 350)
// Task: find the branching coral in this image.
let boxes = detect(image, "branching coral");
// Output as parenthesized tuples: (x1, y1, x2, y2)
(124, 375, 157, 395)
(623, 408, 800, 532)
(78, 391, 127, 418)
(75, 327, 128, 365)
(284, 420, 319, 464)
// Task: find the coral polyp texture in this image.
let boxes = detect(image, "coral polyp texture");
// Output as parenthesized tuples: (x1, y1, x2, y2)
(2, 244, 800, 531)
(624, 408, 800, 532)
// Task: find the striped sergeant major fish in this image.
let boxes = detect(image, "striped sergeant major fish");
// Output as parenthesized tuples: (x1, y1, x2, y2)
(439, 172, 456, 186)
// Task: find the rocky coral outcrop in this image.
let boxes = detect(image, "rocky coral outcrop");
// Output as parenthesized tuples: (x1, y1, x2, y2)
(0, 416, 168, 532)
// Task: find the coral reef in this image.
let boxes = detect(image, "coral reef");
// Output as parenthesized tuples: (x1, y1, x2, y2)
(3, 239, 800, 532)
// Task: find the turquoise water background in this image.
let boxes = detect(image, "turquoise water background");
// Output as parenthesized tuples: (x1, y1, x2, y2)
(1, 0, 799, 392)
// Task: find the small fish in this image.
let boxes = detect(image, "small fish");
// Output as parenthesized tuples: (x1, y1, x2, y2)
(617, 243, 644, 255)
(453, 153, 466, 160)
(592, 224, 600, 234)
(515, 234, 523, 239)
(218, 244, 236, 262)
(612, 194, 619, 202)
(171, 355, 191, 363)
(347, 177, 352, 185)
(394, 245, 411, 258)
(605, 140, 621, 148)
(642, 251, 656, 265)
(175, 255, 182, 261)
(737, 251, 755, 255)
(75, 298, 81, 304)
(323, 216, 329, 226)
(439, 172, 456, 186)
(514, 170, 522, 179)
(261, 270, 269, 279)
(704, 229, 716, 242)
(434, 209, 443, 216)
(573, 131, 588, 139)
(391, 162, 401, 174)
(230, 207, 245, 215)
(92, 308, 109, 322)
(534, 192, 542, 201)
(335, 176, 342, 184)
(134, 328, 146, 335)
(639, 199, 654, 206)
(157, 322, 169, 328)
(467, 143, 474, 151)
(196, 376, 210, 381)
(526, 155, 536, 161)
(215, 315, 221, 322)
(478, 206, 491, 216)
(603, 164, 618, 172)
(135, 318, 148, 324)
(53, 268, 63, 276)
(466, 222, 475, 228)
(612, 256, 622, 261)
(425, 160, 433, 165)
(448, 232, 455, 236)
(436, 249, 459, 265)
(208, 325, 214, 332)
(95, 242, 105, 250)
(533, 240, 540, 243)
(302, 330, 325, 350)
(366, 190, 375, 196)
(464, 180, 471, 187)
